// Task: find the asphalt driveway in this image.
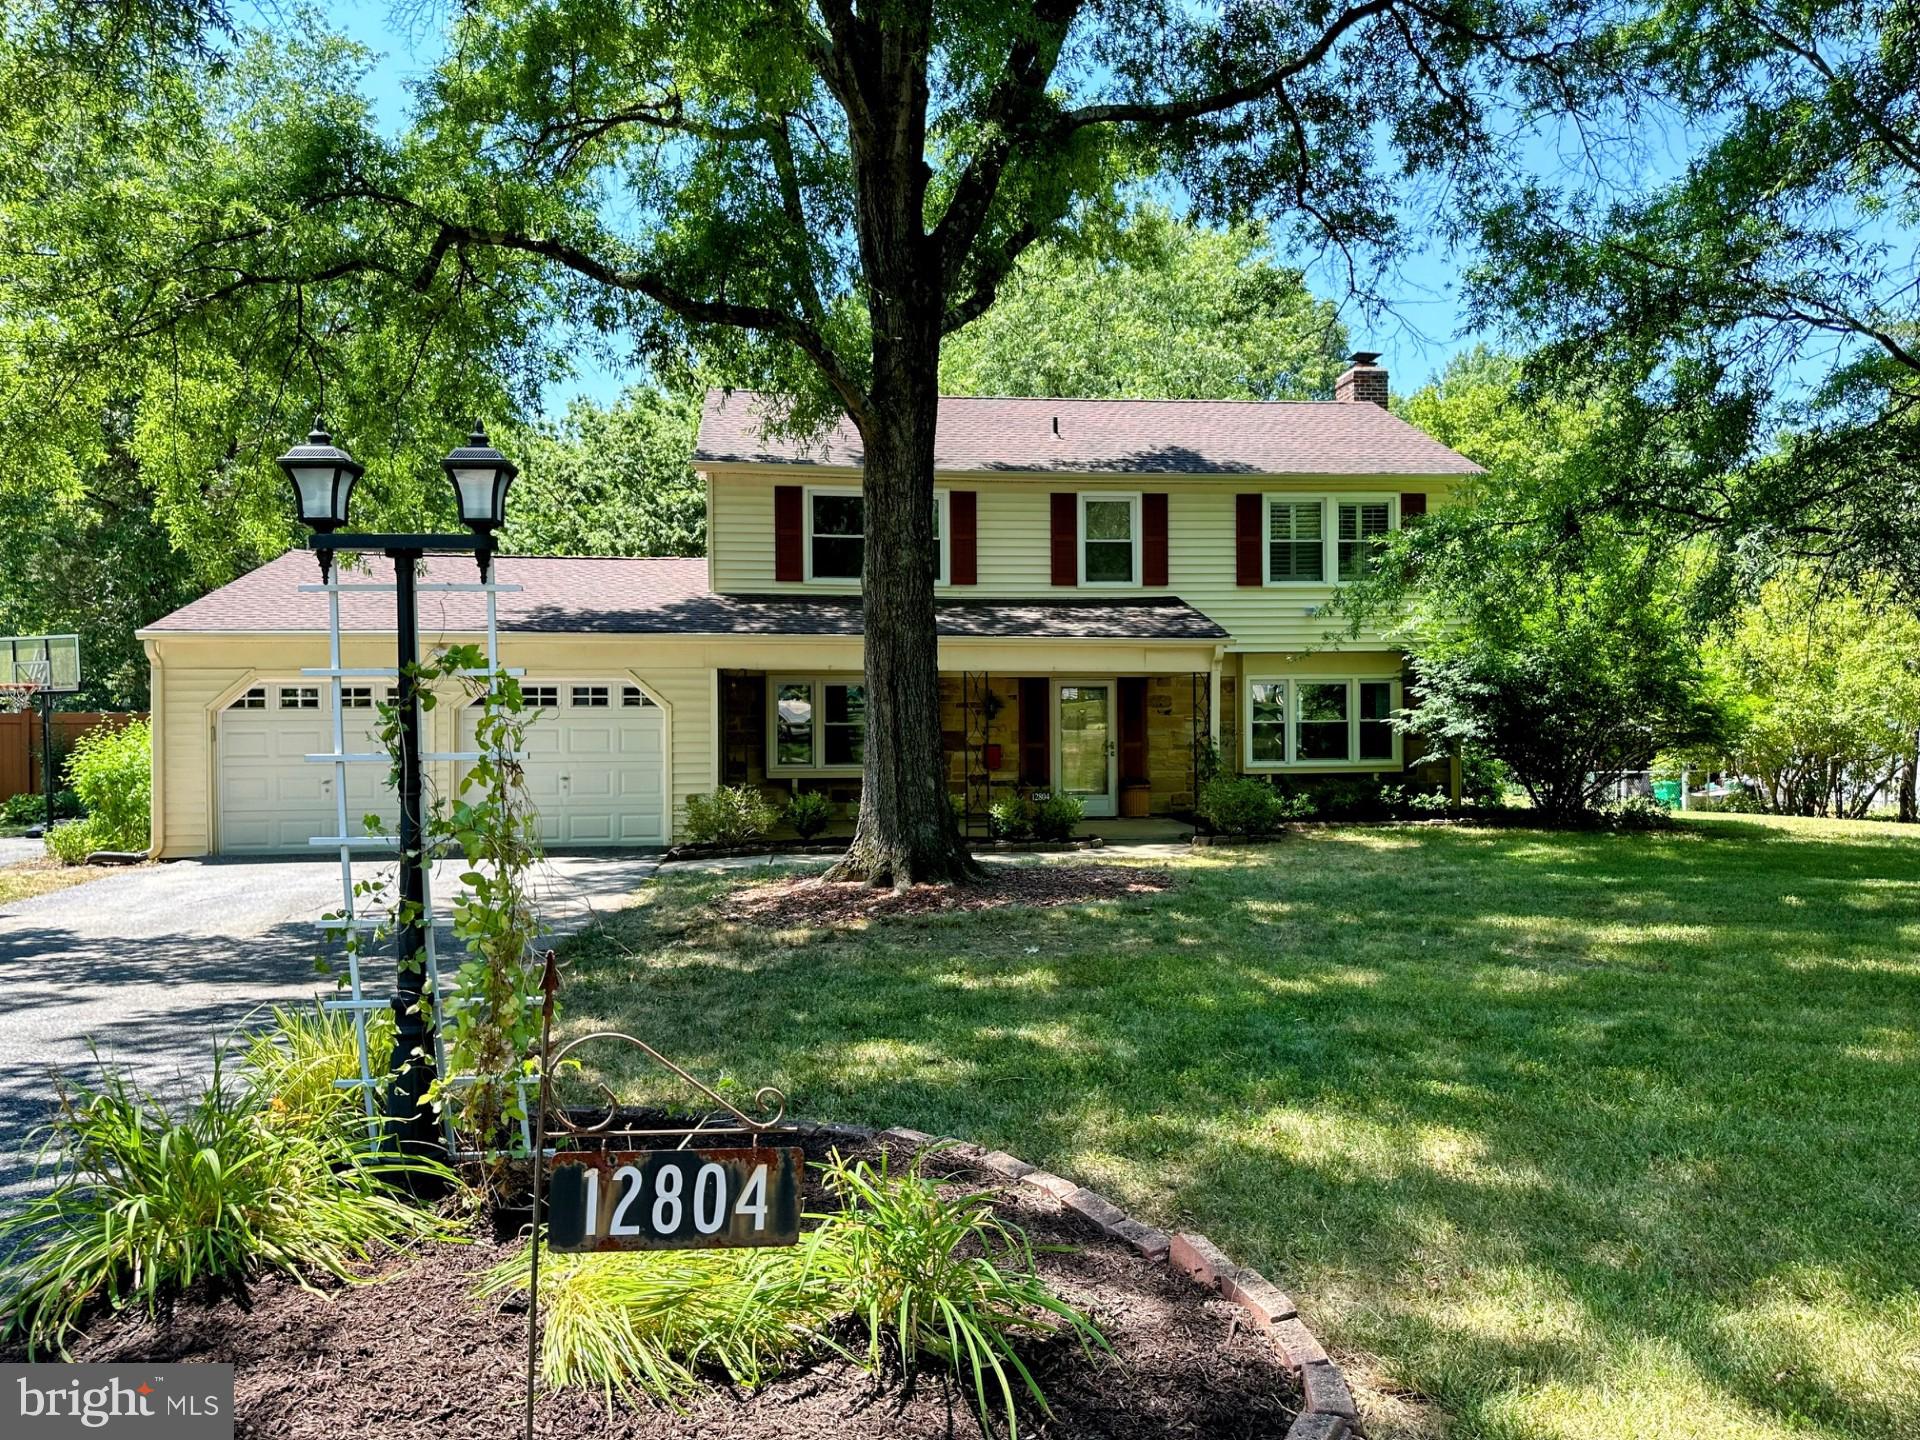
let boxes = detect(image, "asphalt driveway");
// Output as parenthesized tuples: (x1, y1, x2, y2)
(0, 852, 657, 1202)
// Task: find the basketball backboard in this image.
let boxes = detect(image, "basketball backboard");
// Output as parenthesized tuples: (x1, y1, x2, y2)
(0, 634, 81, 693)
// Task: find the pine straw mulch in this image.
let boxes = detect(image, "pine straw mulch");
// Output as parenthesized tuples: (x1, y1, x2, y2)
(715, 864, 1175, 928)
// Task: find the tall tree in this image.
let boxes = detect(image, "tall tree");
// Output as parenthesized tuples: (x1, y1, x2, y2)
(941, 207, 1347, 399)
(1467, 0, 1920, 595)
(14, 0, 1624, 885)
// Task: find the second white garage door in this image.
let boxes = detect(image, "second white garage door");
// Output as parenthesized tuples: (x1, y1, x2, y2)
(460, 681, 665, 846)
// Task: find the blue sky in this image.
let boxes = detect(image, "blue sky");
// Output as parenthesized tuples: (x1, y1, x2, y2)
(320, 1, 1697, 415)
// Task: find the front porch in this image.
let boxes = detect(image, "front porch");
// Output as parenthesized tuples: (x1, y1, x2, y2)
(717, 668, 1215, 831)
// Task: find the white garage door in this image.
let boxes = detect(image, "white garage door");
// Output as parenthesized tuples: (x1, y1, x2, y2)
(217, 684, 400, 854)
(459, 682, 665, 846)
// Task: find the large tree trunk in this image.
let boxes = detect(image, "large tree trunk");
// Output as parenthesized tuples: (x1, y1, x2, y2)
(1899, 729, 1917, 824)
(823, 10, 977, 887)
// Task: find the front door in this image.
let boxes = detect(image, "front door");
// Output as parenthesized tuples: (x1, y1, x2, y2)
(1054, 680, 1117, 818)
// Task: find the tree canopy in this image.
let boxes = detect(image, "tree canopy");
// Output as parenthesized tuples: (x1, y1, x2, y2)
(941, 208, 1347, 400)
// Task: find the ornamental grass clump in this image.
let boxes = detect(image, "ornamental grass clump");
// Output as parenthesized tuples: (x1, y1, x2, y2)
(499, 1150, 1104, 1436)
(0, 1050, 452, 1356)
(482, 1244, 839, 1408)
(242, 1002, 395, 1138)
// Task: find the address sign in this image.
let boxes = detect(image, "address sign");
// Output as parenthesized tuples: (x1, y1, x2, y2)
(545, 1145, 804, 1252)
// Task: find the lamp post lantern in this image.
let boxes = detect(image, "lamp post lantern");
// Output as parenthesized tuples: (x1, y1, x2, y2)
(278, 419, 518, 1166)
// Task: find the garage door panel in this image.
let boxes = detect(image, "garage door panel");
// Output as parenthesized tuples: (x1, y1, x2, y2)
(219, 707, 398, 854)
(456, 685, 665, 846)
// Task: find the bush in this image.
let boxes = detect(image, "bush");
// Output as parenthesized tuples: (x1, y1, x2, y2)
(2, 789, 80, 824)
(988, 795, 1037, 841)
(43, 818, 103, 864)
(782, 789, 836, 840)
(1692, 786, 1768, 814)
(1591, 795, 1676, 831)
(1031, 792, 1084, 841)
(1197, 776, 1305, 834)
(0, 1052, 450, 1356)
(682, 786, 780, 845)
(64, 719, 150, 850)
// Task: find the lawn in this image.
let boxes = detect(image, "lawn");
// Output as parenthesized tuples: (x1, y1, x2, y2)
(557, 815, 1920, 1440)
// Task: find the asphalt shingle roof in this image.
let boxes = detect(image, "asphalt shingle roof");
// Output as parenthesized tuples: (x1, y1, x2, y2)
(695, 389, 1481, 476)
(141, 552, 1229, 642)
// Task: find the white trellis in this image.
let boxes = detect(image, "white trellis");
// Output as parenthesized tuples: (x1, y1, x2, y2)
(302, 556, 526, 1156)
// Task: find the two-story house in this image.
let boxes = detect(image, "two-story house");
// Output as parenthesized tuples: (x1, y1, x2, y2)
(138, 354, 1480, 854)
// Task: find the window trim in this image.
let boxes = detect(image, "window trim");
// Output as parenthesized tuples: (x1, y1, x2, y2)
(1077, 491, 1142, 588)
(1241, 676, 1403, 770)
(767, 675, 869, 775)
(1263, 493, 1401, 587)
(802, 485, 950, 585)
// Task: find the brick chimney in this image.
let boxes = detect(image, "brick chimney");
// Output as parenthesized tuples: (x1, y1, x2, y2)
(1334, 351, 1388, 407)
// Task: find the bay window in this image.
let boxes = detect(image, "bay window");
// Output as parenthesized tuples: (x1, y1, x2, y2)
(1242, 676, 1403, 768)
(770, 677, 867, 772)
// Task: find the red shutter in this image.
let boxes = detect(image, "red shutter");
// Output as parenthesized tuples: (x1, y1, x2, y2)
(949, 490, 977, 585)
(1142, 492, 1169, 587)
(1050, 493, 1077, 586)
(1235, 493, 1262, 586)
(1400, 491, 1428, 524)
(774, 485, 803, 581)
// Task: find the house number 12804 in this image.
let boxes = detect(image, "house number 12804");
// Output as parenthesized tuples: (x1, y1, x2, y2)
(544, 1146, 804, 1252)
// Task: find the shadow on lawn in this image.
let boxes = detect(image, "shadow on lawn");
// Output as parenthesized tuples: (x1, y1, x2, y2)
(560, 824, 1920, 1439)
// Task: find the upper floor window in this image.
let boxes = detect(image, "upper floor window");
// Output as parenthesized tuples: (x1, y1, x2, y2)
(1080, 493, 1140, 585)
(1244, 677, 1400, 768)
(1265, 495, 1398, 584)
(805, 487, 948, 584)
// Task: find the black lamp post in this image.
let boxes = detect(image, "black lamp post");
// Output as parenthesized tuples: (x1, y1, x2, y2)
(277, 419, 518, 1164)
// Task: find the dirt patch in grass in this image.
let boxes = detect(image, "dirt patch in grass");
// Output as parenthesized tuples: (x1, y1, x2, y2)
(717, 863, 1175, 929)
(0, 858, 120, 906)
(50, 1139, 1296, 1440)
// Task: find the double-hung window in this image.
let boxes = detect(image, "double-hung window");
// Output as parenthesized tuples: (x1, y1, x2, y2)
(1268, 500, 1325, 582)
(1080, 493, 1140, 585)
(1265, 495, 1398, 583)
(1243, 677, 1401, 767)
(805, 487, 949, 584)
(770, 677, 867, 771)
(1336, 500, 1392, 580)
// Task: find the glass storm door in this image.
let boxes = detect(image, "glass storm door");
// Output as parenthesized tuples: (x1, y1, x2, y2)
(1054, 681, 1117, 818)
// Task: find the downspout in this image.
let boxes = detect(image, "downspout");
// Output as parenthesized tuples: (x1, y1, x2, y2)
(143, 637, 166, 860)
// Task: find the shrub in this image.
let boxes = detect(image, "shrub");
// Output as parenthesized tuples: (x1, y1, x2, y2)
(683, 786, 780, 845)
(1592, 795, 1676, 831)
(2, 789, 79, 824)
(1031, 792, 1084, 841)
(783, 789, 835, 840)
(988, 795, 1036, 841)
(64, 719, 150, 850)
(1692, 786, 1768, 814)
(0, 1052, 450, 1356)
(242, 1003, 395, 1139)
(43, 818, 103, 864)
(1198, 776, 1302, 834)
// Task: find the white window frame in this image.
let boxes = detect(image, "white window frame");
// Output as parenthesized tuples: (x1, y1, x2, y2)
(767, 675, 868, 774)
(803, 486, 949, 585)
(1263, 494, 1400, 586)
(1078, 491, 1142, 587)
(1241, 676, 1403, 770)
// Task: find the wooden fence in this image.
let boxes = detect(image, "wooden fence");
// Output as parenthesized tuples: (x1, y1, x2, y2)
(0, 711, 145, 803)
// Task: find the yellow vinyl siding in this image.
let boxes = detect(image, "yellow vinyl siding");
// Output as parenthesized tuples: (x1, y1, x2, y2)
(704, 468, 1456, 649)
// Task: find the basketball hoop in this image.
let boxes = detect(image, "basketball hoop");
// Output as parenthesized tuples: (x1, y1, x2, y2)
(0, 659, 48, 714)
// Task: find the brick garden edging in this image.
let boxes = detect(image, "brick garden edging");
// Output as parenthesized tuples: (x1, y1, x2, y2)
(801, 1120, 1364, 1440)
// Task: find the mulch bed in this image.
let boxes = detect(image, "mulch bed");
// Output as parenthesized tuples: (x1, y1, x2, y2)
(716, 864, 1175, 929)
(45, 1138, 1298, 1439)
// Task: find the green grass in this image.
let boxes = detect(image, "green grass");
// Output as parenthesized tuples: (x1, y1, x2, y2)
(557, 814, 1920, 1440)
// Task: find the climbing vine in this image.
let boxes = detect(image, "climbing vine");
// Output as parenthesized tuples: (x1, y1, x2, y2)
(326, 642, 547, 1158)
